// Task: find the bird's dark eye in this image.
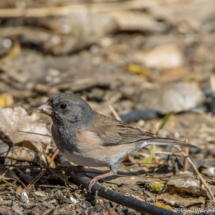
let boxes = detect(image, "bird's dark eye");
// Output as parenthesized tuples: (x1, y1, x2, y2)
(60, 103, 67, 110)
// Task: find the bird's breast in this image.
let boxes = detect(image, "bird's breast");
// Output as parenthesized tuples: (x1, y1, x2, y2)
(51, 125, 78, 153)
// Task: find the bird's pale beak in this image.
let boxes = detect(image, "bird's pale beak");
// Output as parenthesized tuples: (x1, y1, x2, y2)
(37, 103, 52, 115)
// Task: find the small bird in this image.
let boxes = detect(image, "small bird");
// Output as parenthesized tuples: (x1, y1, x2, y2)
(38, 93, 197, 190)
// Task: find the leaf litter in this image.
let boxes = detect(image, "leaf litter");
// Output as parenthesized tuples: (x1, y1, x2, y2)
(1, 0, 215, 214)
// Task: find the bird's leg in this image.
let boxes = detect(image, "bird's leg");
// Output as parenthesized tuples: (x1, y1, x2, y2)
(88, 165, 117, 191)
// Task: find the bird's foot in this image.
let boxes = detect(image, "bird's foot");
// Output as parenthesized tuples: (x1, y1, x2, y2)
(87, 170, 115, 192)
(88, 176, 100, 192)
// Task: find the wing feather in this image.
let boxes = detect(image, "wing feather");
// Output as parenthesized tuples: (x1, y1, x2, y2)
(86, 113, 154, 146)
(86, 112, 197, 148)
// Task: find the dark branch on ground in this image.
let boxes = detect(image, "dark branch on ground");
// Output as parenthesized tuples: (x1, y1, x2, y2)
(69, 171, 181, 215)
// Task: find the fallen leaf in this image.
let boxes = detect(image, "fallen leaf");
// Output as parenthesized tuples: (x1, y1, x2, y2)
(126, 63, 151, 76)
(167, 173, 207, 196)
(150, 183, 165, 193)
(156, 67, 189, 83)
(0, 106, 52, 153)
(157, 193, 205, 207)
(34, 191, 47, 197)
(153, 202, 173, 211)
(0, 93, 14, 108)
(136, 44, 184, 70)
(2, 146, 37, 162)
(109, 11, 167, 32)
(137, 82, 204, 114)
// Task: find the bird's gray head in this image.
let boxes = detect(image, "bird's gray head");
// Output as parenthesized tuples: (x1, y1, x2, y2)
(38, 93, 95, 130)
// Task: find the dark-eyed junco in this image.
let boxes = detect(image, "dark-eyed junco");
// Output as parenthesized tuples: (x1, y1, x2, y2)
(38, 93, 197, 190)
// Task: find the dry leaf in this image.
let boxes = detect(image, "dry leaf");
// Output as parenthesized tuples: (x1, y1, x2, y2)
(153, 202, 173, 211)
(156, 67, 189, 84)
(135, 44, 184, 70)
(167, 173, 207, 196)
(137, 82, 204, 114)
(157, 193, 205, 208)
(0, 106, 51, 153)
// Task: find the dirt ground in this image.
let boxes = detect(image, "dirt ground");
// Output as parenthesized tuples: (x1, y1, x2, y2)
(1, 0, 215, 214)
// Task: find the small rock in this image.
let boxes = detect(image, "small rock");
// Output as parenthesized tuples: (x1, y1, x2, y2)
(118, 212, 125, 215)
(20, 192, 29, 204)
(137, 82, 204, 114)
(136, 44, 184, 70)
(30, 206, 42, 215)
(93, 204, 103, 212)
(167, 173, 207, 196)
(121, 209, 129, 214)
(104, 201, 113, 208)
(70, 196, 78, 204)
(88, 204, 105, 215)
(53, 205, 75, 215)
(49, 199, 57, 204)
(12, 203, 24, 214)
(34, 191, 47, 197)
(0, 206, 12, 215)
(80, 200, 91, 209)
(129, 211, 140, 215)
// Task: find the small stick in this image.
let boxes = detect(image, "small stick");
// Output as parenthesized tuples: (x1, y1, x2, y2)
(18, 130, 52, 137)
(183, 146, 189, 172)
(95, 190, 117, 215)
(11, 174, 26, 188)
(108, 104, 121, 121)
(2, 178, 17, 188)
(174, 146, 215, 201)
(0, 169, 8, 181)
(155, 151, 185, 157)
(26, 149, 59, 191)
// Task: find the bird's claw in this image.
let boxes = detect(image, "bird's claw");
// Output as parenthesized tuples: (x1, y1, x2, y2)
(88, 177, 100, 192)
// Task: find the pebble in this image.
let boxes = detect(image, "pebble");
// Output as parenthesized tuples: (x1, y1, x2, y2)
(80, 200, 91, 209)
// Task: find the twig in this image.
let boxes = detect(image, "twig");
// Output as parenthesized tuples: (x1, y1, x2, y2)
(26, 170, 45, 191)
(183, 146, 189, 172)
(108, 104, 121, 121)
(174, 145, 215, 201)
(18, 130, 52, 137)
(11, 174, 26, 188)
(26, 149, 59, 191)
(145, 112, 174, 168)
(0, 169, 9, 182)
(155, 151, 186, 157)
(2, 178, 17, 188)
(95, 190, 117, 215)
(69, 171, 179, 215)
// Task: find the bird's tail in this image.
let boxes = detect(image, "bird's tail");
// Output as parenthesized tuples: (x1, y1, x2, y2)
(141, 137, 197, 148)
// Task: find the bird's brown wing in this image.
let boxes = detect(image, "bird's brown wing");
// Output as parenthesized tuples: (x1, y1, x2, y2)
(86, 112, 154, 146)
(86, 112, 198, 148)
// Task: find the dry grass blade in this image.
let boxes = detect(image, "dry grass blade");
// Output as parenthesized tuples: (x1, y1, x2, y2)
(155, 151, 185, 157)
(145, 112, 174, 168)
(95, 191, 117, 215)
(26, 149, 59, 191)
(183, 145, 189, 172)
(108, 104, 121, 121)
(0, 169, 9, 182)
(2, 178, 17, 188)
(174, 145, 215, 201)
(26, 169, 45, 191)
(11, 174, 26, 188)
(18, 130, 52, 137)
